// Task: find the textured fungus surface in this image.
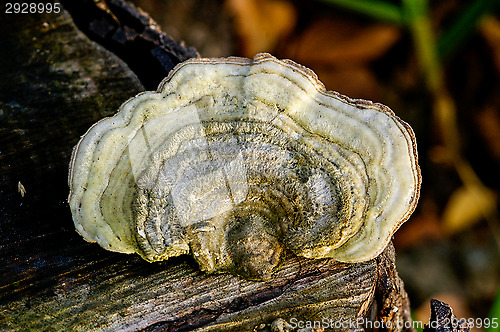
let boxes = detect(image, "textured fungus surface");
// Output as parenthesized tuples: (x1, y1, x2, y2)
(68, 53, 420, 279)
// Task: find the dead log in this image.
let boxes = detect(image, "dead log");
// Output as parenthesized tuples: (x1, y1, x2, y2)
(0, 1, 414, 331)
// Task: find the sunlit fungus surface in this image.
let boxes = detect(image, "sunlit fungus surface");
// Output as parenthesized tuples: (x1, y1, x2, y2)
(68, 53, 421, 280)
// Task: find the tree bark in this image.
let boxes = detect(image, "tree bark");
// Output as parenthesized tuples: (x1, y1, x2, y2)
(0, 1, 413, 331)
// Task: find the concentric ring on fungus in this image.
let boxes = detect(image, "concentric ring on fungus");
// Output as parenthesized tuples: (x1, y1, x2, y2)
(68, 53, 421, 280)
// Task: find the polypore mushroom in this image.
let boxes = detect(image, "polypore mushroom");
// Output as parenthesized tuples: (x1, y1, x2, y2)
(68, 53, 420, 280)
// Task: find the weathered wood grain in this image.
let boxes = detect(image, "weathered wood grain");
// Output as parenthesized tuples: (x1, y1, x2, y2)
(3, 254, 377, 331)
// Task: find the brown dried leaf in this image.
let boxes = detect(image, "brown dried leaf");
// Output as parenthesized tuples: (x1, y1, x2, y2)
(226, 0, 297, 57)
(285, 18, 401, 65)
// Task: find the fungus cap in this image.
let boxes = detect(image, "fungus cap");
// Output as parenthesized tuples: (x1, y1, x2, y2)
(68, 53, 421, 279)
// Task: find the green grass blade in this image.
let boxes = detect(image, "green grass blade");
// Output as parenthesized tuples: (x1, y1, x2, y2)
(487, 287, 500, 332)
(318, 0, 405, 25)
(438, 0, 500, 60)
(403, 0, 443, 91)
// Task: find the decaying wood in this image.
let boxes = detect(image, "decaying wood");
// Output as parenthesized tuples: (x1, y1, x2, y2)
(423, 299, 470, 332)
(0, 1, 415, 331)
(60, 0, 199, 89)
(375, 244, 413, 331)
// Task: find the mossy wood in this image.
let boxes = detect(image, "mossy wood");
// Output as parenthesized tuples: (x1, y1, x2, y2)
(0, 1, 412, 331)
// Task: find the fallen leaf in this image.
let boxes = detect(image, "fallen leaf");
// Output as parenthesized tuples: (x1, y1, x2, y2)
(285, 18, 401, 66)
(226, 0, 297, 57)
(281, 17, 400, 100)
(442, 184, 497, 234)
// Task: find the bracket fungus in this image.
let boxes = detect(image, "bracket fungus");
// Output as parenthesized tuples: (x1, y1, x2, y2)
(68, 53, 420, 280)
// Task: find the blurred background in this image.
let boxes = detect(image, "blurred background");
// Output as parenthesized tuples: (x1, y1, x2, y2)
(128, 0, 500, 328)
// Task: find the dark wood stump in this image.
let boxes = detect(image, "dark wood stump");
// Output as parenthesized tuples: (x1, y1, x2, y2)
(424, 300, 470, 332)
(0, 1, 413, 331)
